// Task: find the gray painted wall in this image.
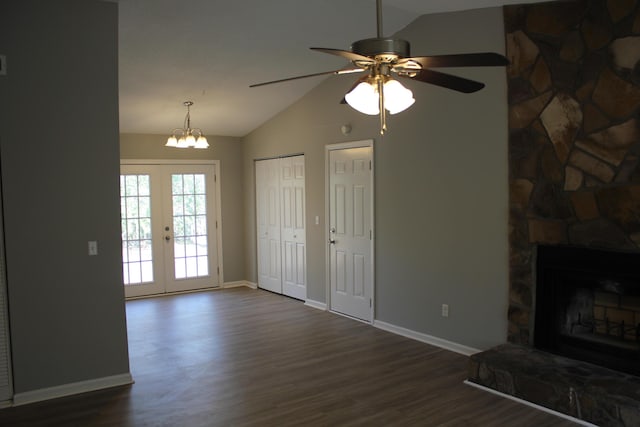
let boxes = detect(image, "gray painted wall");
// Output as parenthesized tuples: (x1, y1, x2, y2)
(0, 0, 130, 393)
(120, 133, 245, 282)
(0, 1, 510, 399)
(243, 7, 509, 350)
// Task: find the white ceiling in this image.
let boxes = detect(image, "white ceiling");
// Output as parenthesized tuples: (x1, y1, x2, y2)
(118, 0, 549, 137)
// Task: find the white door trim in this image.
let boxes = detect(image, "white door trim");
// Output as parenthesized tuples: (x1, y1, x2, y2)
(119, 159, 224, 287)
(324, 139, 375, 322)
(121, 159, 218, 165)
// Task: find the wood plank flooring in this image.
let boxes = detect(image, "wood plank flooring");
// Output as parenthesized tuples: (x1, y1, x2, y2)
(0, 287, 578, 426)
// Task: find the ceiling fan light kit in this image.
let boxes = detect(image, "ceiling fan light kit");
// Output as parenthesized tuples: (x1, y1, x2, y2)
(345, 76, 415, 115)
(250, 0, 508, 134)
(166, 101, 209, 149)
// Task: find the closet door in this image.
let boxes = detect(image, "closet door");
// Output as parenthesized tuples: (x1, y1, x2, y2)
(256, 159, 282, 293)
(0, 193, 13, 403)
(280, 156, 306, 300)
(255, 156, 307, 300)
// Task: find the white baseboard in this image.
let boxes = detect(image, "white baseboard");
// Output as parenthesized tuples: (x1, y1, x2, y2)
(373, 320, 480, 356)
(222, 281, 257, 290)
(464, 380, 598, 426)
(304, 299, 327, 311)
(12, 372, 133, 406)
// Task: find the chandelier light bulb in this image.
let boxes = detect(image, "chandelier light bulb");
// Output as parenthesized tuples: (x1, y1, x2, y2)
(186, 134, 196, 147)
(345, 81, 380, 115)
(384, 79, 415, 114)
(195, 136, 209, 149)
(166, 136, 178, 147)
(177, 136, 188, 148)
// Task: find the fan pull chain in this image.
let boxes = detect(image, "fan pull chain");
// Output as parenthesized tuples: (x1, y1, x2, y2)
(378, 78, 386, 134)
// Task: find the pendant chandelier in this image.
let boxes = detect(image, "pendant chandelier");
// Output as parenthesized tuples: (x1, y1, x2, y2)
(165, 101, 209, 149)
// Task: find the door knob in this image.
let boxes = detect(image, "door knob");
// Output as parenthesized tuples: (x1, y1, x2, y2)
(329, 239, 336, 244)
(165, 235, 171, 241)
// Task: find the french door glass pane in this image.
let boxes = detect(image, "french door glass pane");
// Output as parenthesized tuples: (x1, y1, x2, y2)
(120, 174, 154, 285)
(172, 174, 209, 279)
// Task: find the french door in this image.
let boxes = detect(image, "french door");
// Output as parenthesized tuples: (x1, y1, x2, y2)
(120, 162, 221, 298)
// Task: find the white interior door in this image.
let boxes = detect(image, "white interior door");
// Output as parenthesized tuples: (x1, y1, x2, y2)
(255, 156, 307, 300)
(120, 163, 221, 298)
(328, 145, 373, 321)
(280, 156, 306, 300)
(256, 159, 282, 293)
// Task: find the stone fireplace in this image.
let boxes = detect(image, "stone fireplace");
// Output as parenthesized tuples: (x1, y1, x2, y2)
(505, 0, 640, 350)
(467, 2, 640, 425)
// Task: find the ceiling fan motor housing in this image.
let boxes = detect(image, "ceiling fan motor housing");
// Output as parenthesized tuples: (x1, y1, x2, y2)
(351, 38, 410, 62)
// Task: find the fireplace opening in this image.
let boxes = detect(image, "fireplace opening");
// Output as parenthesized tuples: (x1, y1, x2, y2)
(534, 245, 640, 376)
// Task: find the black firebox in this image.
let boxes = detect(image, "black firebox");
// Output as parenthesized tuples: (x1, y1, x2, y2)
(534, 245, 640, 376)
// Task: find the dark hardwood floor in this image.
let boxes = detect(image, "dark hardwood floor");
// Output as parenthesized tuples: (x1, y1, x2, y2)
(0, 287, 578, 426)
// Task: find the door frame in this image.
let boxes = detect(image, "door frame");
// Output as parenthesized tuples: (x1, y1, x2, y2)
(324, 140, 375, 322)
(120, 159, 225, 288)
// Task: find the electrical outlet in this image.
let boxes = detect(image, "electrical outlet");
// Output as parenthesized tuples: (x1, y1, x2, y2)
(441, 304, 449, 318)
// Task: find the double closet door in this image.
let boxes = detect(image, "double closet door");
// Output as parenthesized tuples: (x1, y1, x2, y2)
(120, 162, 221, 298)
(256, 156, 307, 300)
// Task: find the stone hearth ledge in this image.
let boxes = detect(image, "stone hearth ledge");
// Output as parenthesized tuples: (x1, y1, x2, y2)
(467, 344, 640, 427)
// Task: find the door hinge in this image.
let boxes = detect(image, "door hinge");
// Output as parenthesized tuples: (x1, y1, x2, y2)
(214, 174, 217, 183)
(370, 299, 372, 307)
(369, 160, 372, 170)
(217, 266, 220, 274)
(216, 221, 218, 229)
(370, 230, 372, 240)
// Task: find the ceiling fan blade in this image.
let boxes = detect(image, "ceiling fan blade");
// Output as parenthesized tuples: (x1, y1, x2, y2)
(310, 47, 375, 64)
(400, 52, 508, 68)
(250, 68, 364, 88)
(400, 68, 485, 93)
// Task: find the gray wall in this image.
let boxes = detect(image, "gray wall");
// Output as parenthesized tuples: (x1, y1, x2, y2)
(243, 7, 509, 350)
(0, 0, 130, 393)
(120, 133, 245, 282)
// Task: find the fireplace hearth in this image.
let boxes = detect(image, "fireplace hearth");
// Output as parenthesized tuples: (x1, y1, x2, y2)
(470, 248, 640, 426)
(534, 245, 640, 376)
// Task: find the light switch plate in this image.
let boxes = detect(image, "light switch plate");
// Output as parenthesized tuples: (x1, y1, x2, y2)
(88, 241, 98, 256)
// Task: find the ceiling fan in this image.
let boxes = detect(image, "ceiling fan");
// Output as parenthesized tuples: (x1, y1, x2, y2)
(250, 0, 509, 134)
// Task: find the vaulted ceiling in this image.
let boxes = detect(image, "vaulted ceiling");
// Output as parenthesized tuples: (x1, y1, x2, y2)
(117, 0, 551, 137)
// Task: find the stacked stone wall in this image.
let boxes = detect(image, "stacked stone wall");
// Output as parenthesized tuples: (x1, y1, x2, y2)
(506, 0, 640, 344)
